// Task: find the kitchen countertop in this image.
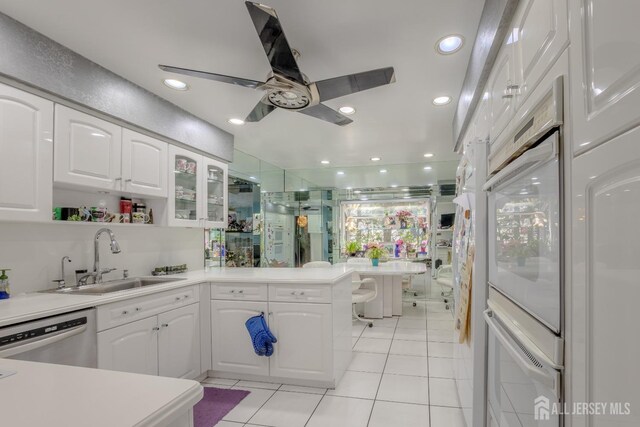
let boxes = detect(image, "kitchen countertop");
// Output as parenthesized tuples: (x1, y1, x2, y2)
(0, 266, 354, 327)
(0, 359, 203, 427)
(334, 262, 427, 276)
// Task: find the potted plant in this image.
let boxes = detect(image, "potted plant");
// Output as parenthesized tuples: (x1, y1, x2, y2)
(366, 243, 384, 267)
(396, 209, 412, 229)
(345, 241, 360, 257)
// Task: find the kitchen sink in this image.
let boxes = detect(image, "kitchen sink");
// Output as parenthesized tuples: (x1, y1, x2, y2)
(42, 277, 187, 295)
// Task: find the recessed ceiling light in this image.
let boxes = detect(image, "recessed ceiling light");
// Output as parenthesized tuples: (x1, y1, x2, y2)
(532, 182, 541, 185)
(299, 188, 306, 191)
(339, 106, 356, 115)
(423, 153, 434, 158)
(423, 166, 432, 170)
(370, 157, 381, 161)
(346, 187, 352, 190)
(337, 171, 345, 175)
(433, 96, 452, 106)
(227, 118, 245, 125)
(249, 176, 257, 180)
(163, 78, 189, 90)
(354, 190, 362, 194)
(403, 196, 411, 199)
(320, 160, 330, 164)
(380, 169, 387, 173)
(402, 188, 410, 192)
(361, 197, 368, 201)
(436, 35, 464, 55)
(391, 184, 398, 188)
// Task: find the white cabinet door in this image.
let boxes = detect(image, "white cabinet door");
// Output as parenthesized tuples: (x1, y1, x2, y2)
(158, 304, 201, 379)
(168, 145, 203, 227)
(570, 0, 640, 155)
(570, 126, 640, 427)
(488, 44, 517, 143)
(97, 316, 158, 376)
(54, 105, 122, 191)
(268, 302, 333, 381)
(0, 83, 53, 222)
(211, 300, 269, 375)
(512, 0, 568, 108)
(202, 156, 228, 229)
(122, 129, 168, 198)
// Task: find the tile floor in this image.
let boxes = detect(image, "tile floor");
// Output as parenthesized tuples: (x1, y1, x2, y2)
(202, 281, 465, 427)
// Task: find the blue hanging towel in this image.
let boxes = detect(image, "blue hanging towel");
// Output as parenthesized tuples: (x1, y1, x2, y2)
(245, 313, 277, 357)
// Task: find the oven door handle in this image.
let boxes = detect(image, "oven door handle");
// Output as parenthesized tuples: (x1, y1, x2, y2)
(483, 133, 558, 192)
(0, 324, 87, 358)
(484, 309, 560, 397)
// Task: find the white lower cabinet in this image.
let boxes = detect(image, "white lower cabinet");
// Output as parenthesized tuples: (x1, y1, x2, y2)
(211, 300, 269, 375)
(268, 302, 332, 381)
(97, 316, 158, 376)
(98, 303, 200, 379)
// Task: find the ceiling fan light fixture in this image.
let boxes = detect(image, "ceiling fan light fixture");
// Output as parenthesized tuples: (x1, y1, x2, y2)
(433, 96, 452, 106)
(227, 118, 245, 125)
(370, 157, 381, 162)
(339, 106, 356, 115)
(436, 35, 464, 54)
(337, 171, 345, 175)
(163, 78, 189, 90)
(423, 153, 434, 158)
(423, 166, 432, 170)
(320, 160, 330, 165)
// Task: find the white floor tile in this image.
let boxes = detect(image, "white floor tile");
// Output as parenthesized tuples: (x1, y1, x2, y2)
(347, 351, 388, 373)
(400, 309, 428, 320)
(306, 396, 373, 427)
(361, 326, 395, 339)
(352, 337, 359, 347)
(202, 377, 238, 387)
(352, 322, 367, 337)
(376, 374, 429, 405)
(430, 405, 466, 427)
(368, 400, 430, 427)
(353, 337, 392, 354)
(397, 318, 427, 329)
(384, 354, 429, 377)
(394, 327, 427, 341)
(235, 380, 281, 390)
(278, 384, 327, 395)
(427, 311, 454, 320)
(427, 329, 455, 342)
(326, 370, 381, 399)
(428, 319, 454, 330)
(428, 342, 454, 358)
(223, 387, 277, 423)
(371, 317, 399, 328)
(213, 421, 244, 427)
(429, 357, 455, 378)
(425, 302, 449, 313)
(390, 339, 428, 357)
(429, 378, 462, 407)
(248, 391, 322, 427)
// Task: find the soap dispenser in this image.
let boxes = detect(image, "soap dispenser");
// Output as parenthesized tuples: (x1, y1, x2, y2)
(0, 269, 10, 299)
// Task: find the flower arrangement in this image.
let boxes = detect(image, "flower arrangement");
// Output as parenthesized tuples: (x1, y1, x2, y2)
(366, 242, 385, 260)
(396, 210, 412, 220)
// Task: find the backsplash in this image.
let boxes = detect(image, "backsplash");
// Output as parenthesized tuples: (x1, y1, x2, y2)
(0, 223, 203, 294)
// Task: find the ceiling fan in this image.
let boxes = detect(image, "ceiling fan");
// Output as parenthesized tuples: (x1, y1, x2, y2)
(159, 1, 396, 126)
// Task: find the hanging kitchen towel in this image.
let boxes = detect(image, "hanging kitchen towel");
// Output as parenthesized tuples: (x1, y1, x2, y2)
(245, 313, 277, 356)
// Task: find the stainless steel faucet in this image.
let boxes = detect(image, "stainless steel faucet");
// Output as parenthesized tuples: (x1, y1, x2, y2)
(78, 228, 121, 286)
(52, 256, 72, 289)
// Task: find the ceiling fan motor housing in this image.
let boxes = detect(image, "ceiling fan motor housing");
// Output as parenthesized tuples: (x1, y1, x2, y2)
(262, 74, 319, 110)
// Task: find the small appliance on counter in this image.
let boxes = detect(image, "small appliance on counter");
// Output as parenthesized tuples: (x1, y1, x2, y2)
(0, 269, 10, 299)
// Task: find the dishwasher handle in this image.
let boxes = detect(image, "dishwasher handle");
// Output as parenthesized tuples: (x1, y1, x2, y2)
(0, 324, 87, 358)
(484, 309, 560, 398)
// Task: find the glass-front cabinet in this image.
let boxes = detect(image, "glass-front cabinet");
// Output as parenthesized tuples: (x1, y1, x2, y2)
(168, 145, 227, 227)
(203, 157, 228, 228)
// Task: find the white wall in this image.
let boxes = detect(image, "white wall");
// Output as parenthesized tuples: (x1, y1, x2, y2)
(0, 222, 203, 294)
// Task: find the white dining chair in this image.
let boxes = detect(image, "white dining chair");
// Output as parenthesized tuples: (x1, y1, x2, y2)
(302, 261, 332, 268)
(435, 264, 453, 310)
(346, 258, 378, 327)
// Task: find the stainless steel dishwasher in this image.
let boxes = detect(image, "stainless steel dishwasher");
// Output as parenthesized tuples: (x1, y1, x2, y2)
(0, 308, 97, 368)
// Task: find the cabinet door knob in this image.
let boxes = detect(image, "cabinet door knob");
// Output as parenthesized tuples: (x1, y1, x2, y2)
(122, 310, 128, 315)
(238, 290, 244, 294)
(161, 323, 169, 328)
(502, 94, 514, 99)
(175, 296, 181, 301)
(135, 307, 141, 312)
(124, 178, 132, 183)
(300, 292, 305, 296)
(506, 83, 520, 90)
(291, 291, 297, 295)
(230, 290, 235, 294)
(152, 326, 160, 331)
(183, 295, 189, 299)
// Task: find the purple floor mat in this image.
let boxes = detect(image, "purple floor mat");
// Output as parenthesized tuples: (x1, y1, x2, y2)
(193, 386, 250, 427)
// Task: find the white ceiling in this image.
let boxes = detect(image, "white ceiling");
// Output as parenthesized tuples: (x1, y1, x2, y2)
(0, 0, 484, 171)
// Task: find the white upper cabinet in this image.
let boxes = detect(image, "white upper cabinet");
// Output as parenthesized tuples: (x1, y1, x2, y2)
(168, 145, 204, 227)
(0, 83, 53, 222)
(512, 0, 568, 108)
(54, 105, 122, 191)
(488, 44, 517, 142)
(202, 156, 228, 229)
(158, 304, 201, 380)
(570, 0, 640, 155)
(121, 129, 168, 198)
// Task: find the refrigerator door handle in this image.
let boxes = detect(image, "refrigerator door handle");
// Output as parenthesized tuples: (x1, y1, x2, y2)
(483, 133, 558, 192)
(484, 309, 560, 398)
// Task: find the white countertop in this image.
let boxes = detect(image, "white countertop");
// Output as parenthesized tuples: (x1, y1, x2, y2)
(0, 359, 203, 427)
(334, 262, 427, 276)
(0, 266, 354, 327)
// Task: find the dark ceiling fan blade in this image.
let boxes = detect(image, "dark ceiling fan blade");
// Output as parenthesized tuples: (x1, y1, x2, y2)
(314, 67, 396, 102)
(298, 103, 353, 126)
(245, 98, 277, 122)
(245, 1, 306, 84)
(158, 64, 264, 89)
